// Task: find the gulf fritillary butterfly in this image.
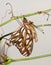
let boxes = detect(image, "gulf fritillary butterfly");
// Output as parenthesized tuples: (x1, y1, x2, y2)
(9, 17, 38, 56)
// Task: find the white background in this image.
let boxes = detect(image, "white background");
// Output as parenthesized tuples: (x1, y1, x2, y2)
(0, 0, 51, 65)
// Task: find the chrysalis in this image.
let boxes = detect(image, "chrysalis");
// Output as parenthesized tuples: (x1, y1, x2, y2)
(0, 43, 8, 65)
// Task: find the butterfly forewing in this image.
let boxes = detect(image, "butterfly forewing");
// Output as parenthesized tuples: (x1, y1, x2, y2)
(10, 24, 34, 56)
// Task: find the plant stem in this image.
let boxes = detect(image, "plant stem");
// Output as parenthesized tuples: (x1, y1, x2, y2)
(0, 9, 51, 27)
(12, 54, 51, 62)
(3, 54, 51, 65)
(37, 24, 51, 27)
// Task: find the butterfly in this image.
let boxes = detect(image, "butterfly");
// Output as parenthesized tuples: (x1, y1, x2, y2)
(8, 17, 38, 57)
